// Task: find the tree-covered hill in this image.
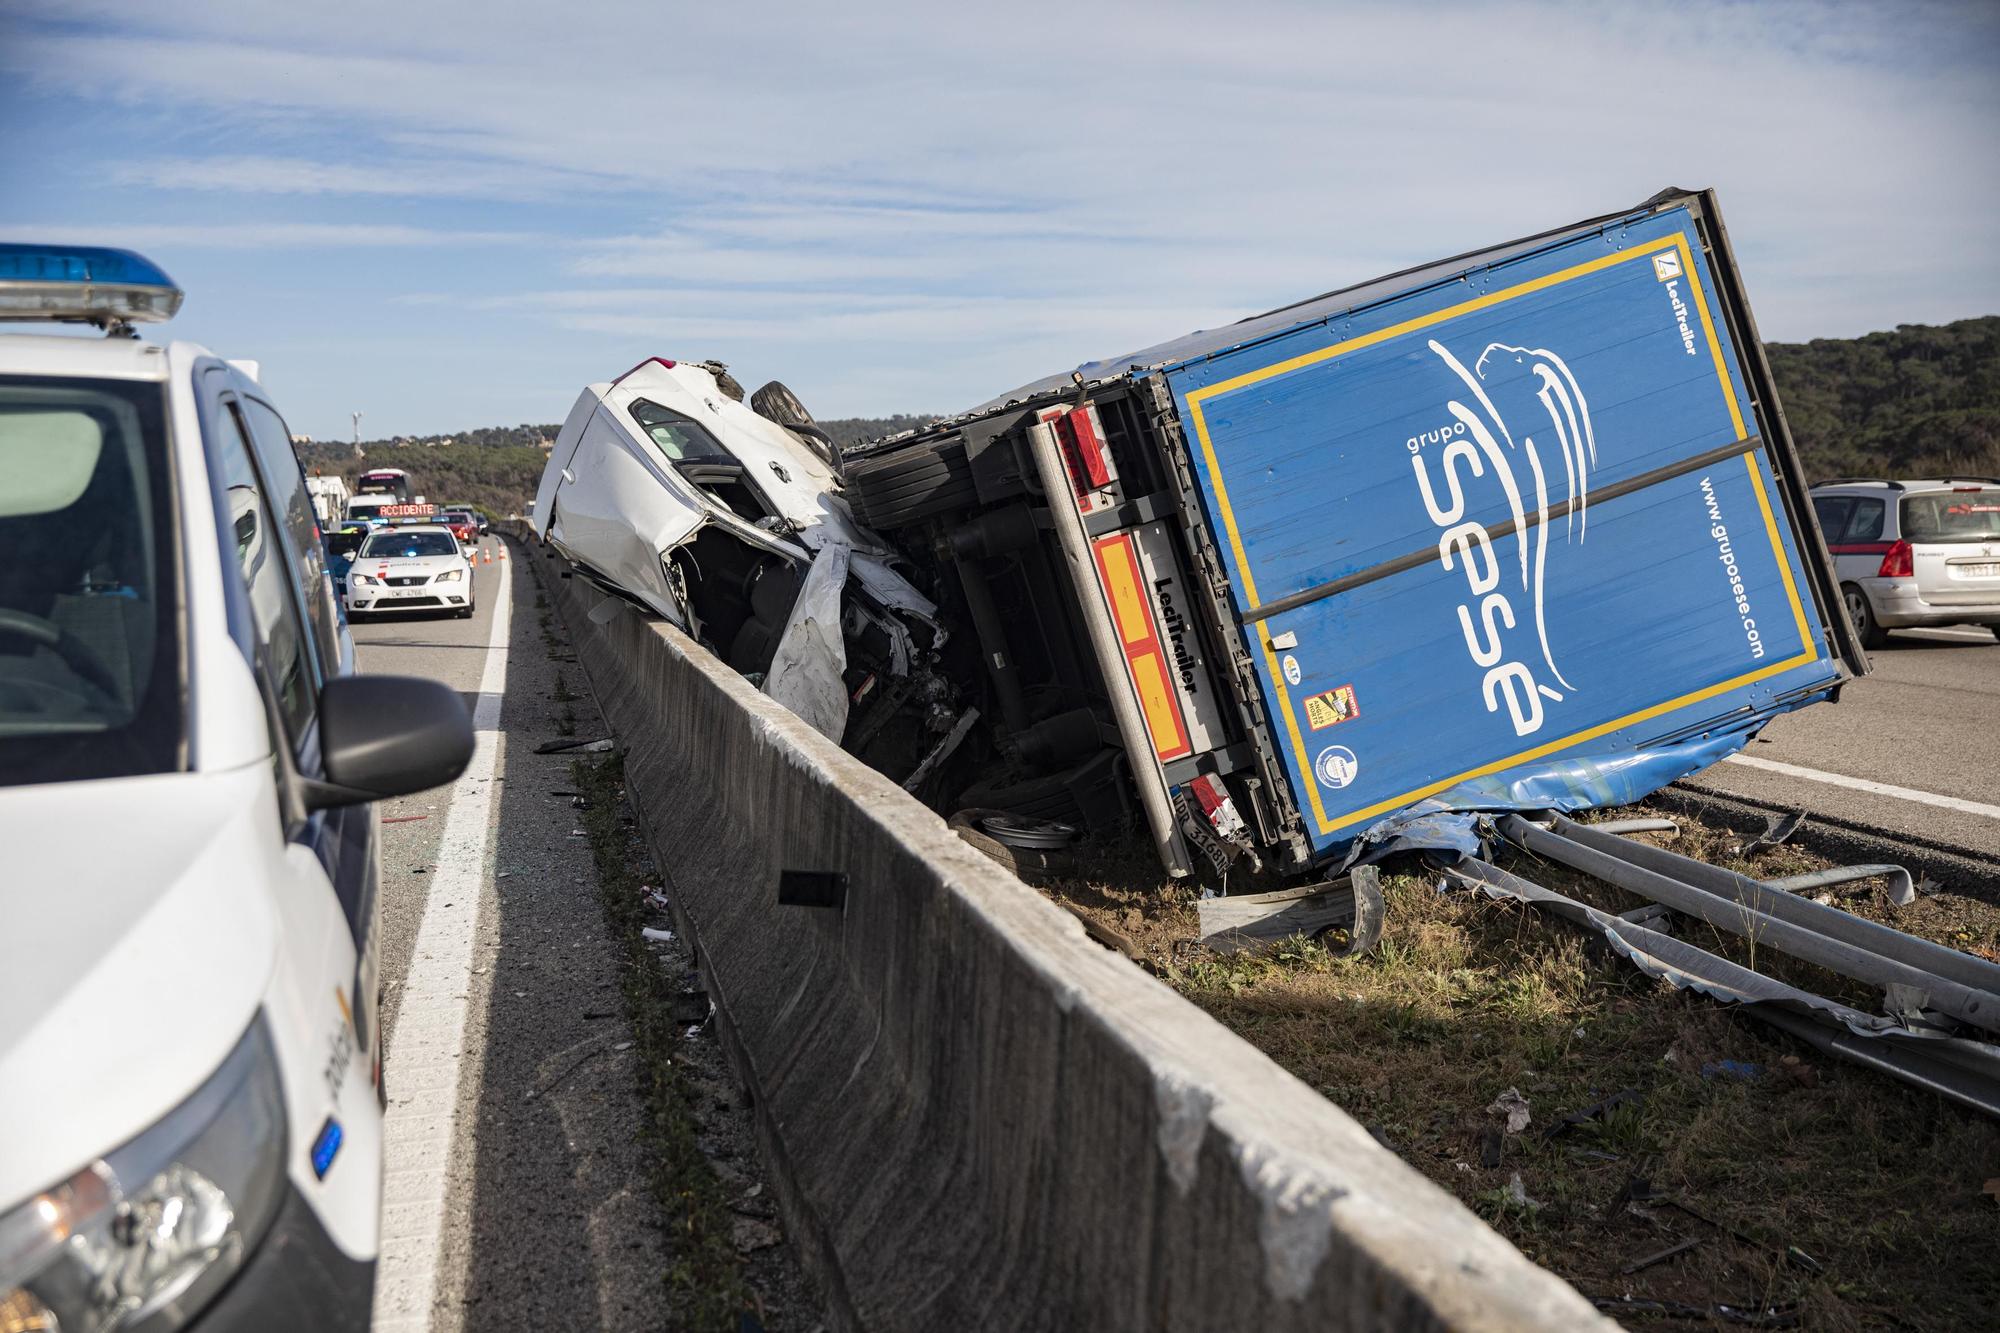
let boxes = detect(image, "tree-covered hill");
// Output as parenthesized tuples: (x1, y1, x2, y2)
(294, 416, 938, 517)
(1767, 316, 2000, 481)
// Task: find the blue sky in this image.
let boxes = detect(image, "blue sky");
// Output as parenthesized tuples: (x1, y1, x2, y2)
(2, 0, 1996, 440)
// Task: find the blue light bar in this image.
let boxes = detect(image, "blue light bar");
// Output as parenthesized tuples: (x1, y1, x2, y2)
(310, 1116, 344, 1179)
(0, 243, 184, 325)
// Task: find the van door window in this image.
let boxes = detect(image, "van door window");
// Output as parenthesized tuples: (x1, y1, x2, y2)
(1842, 498, 1886, 543)
(1812, 496, 1854, 544)
(213, 404, 317, 739)
(629, 398, 776, 522)
(238, 396, 340, 674)
(0, 375, 183, 786)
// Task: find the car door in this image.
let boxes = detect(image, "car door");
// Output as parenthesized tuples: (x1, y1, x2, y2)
(1811, 494, 1863, 582)
(201, 372, 381, 1094)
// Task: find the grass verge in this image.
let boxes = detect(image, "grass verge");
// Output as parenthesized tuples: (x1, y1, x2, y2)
(1042, 806, 2000, 1331)
(572, 751, 755, 1330)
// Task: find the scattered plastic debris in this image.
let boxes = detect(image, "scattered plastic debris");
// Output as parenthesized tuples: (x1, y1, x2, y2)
(1487, 1087, 1532, 1134)
(1544, 1088, 1641, 1141)
(1702, 1060, 1765, 1082)
(1621, 1235, 1701, 1275)
(642, 927, 675, 943)
(535, 737, 614, 754)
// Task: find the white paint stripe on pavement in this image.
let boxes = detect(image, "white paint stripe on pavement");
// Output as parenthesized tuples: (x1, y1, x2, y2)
(1898, 626, 1996, 642)
(1722, 753, 2000, 822)
(373, 560, 512, 1331)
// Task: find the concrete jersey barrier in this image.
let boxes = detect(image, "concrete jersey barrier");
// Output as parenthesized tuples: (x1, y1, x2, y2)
(512, 526, 1607, 1331)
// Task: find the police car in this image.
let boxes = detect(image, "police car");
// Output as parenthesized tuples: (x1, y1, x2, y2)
(0, 245, 473, 1329)
(344, 524, 475, 619)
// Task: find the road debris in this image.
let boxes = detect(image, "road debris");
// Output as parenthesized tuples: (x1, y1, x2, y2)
(1591, 1296, 1798, 1327)
(1619, 1235, 1702, 1276)
(1448, 821, 2000, 1118)
(1701, 1060, 1765, 1082)
(1740, 811, 1807, 857)
(1195, 867, 1385, 957)
(535, 736, 614, 754)
(1487, 1087, 1532, 1134)
(1542, 1088, 1640, 1141)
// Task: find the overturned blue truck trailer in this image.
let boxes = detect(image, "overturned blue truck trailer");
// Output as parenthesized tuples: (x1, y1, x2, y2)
(840, 188, 1868, 879)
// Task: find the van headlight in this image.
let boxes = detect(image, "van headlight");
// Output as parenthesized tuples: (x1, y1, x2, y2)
(0, 1017, 286, 1333)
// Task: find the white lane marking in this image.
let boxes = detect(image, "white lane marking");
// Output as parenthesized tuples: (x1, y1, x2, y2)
(1723, 753, 2000, 822)
(1896, 627, 1996, 642)
(373, 558, 512, 1331)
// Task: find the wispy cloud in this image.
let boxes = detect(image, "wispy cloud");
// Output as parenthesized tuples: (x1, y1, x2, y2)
(108, 154, 625, 201)
(0, 222, 545, 249)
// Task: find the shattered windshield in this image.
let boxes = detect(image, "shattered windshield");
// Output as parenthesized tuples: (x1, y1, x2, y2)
(631, 399, 733, 465)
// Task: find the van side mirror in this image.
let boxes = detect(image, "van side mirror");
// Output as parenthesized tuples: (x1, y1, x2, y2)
(303, 674, 474, 810)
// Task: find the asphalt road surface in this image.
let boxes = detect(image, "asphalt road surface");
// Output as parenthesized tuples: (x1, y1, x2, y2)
(1681, 625, 2000, 861)
(352, 540, 673, 1332)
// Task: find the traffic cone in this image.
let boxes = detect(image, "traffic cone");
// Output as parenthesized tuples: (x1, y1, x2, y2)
(496, 543, 507, 561)
(483, 546, 492, 565)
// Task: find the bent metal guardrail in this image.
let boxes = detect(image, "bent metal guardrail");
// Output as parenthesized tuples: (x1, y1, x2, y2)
(507, 524, 1608, 1332)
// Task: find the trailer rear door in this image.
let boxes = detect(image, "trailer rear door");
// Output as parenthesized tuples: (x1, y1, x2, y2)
(1162, 199, 1850, 861)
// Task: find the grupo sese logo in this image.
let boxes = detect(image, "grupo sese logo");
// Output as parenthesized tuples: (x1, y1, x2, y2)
(1407, 339, 1597, 737)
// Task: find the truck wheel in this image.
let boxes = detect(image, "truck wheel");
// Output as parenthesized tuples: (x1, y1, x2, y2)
(948, 808, 1072, 884)
(752, 380, 843, 474)
(844, 440, 976, 529)
(1843, 583, 1888, 650)
(751, 380, 815, 431)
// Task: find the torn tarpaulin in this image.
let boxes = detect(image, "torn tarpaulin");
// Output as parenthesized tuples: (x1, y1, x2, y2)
(764, 540, 852, 741)
(1342, 727, 1771, 869)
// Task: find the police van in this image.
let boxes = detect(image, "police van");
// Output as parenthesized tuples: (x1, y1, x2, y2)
(0, 245, 472, 1329)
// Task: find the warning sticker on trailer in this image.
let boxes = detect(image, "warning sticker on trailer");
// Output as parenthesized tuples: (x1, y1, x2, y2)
(1304, 684, 1360, 731)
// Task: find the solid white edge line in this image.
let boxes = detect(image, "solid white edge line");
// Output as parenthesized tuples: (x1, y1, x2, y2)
(1722, 752, 2000, 822)
(371, 557, 512, 1330)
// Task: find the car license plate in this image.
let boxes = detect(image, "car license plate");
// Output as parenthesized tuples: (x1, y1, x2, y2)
(1955, 562, 2000, 578)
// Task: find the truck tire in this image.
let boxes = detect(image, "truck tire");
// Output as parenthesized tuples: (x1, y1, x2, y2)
(751, 380, 815, 431)
(844, 440, 975, 529)
(753, 380, 842, 475)
(947, 808, 1072, 884)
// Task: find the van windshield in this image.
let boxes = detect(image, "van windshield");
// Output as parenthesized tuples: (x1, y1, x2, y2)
(1902, 493, 2000, 544)
(0, 375, 182, 786)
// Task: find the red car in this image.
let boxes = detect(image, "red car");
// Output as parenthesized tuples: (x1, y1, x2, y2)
(438, 510, 480, 546)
